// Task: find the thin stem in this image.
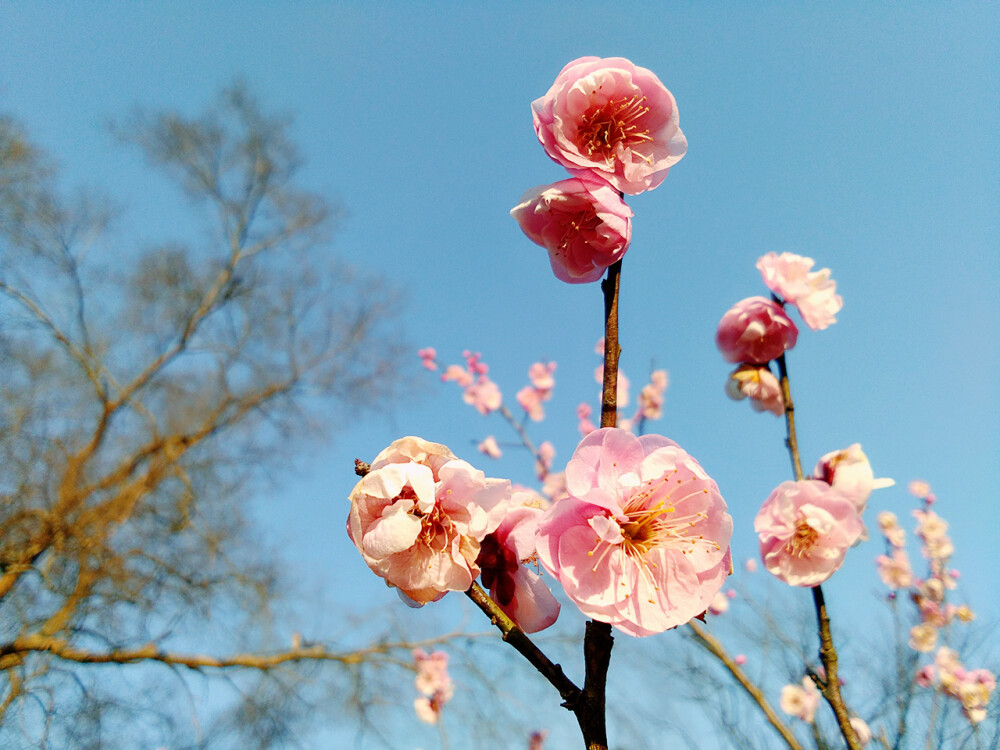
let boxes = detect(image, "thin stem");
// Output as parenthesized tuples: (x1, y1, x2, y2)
(778, 351, 859, 750)
(774, 353, 803, 481)
(600, 261, 622, 430)
(687, 620, 803, 750)
(811, 586, 862, 750)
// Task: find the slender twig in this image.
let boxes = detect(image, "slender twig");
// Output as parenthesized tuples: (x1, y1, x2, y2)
(778, 351, 861, 750)
(464, 583, 580, 705)
(687, 620, 803, 749)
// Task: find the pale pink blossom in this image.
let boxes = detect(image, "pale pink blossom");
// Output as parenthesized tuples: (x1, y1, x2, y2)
(347, 437, 510, 604)
(441, 363, 474, 388)
(908, 479, 932, 498)
(463, 377, 503, 415)
(577, 402, 598, 437)
(811, 443, 894, 512)
(511, 177, 632, 284)
(517, 385, 547, 422)
(529, 361, 557, 392)
(637, 370, 668, 420)
(536, 428, 732, 637)
(478, 436, 502, 460)
(876, 549, 914, 589)
(913, 509, 949, 542)
(725, 364, 784, 416)
(418, 347, 438, 371)
(755, 480, 864, 587)
(745, 558, 758, 573)
(531, 56, 687, 195)
(780, 678, 821, 723)
(756, 252, 843, 330)
(412, 649, 454, 724)
(477, 499, 561, 633)
(850, 717, 872, 746)
(735, 654, 748, 666)
(708, 591, 729, 615)
(541, 471, 568, 502)
(909, 622, 939, 652)
(877, 511, 906, 548)
(715, 296, 799, 364)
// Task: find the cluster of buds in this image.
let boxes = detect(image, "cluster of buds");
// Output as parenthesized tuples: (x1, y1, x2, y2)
(412, 649, 454, 724)
(716, 253, 842, 415)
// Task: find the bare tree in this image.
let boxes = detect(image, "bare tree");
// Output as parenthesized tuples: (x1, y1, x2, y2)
(0, 86, 413, 747)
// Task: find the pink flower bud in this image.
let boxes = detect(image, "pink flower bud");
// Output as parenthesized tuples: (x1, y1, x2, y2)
(715, 296, 798, 364)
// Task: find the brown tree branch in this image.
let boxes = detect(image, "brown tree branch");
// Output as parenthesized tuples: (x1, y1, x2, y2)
(687, 620, 803, 750)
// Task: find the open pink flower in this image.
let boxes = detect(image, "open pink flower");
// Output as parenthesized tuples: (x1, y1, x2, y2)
(725, 364, 784, 416)
(811, 443, 894, 512)
(755, 480, 864, 587)
(780, 677, 821, 722)
(716, 296, 799, 364)
(532, 56, 687, 195)
(511, 177, 632, 284)
(756, 252, 843, 330)
(637, 370, 668, 420)
(876, 549, 914, 589)
(536, 428, 732, 637)
(347, 437, 511, 604)
(477, 496, 561, 633)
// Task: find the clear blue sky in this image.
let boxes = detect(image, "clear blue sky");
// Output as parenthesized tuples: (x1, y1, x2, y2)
(3, 2, 998, 746)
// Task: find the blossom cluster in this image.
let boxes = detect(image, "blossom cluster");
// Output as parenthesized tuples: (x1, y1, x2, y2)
(412, 649, 454, 724)
(717, 253, 842, 415)
(916, 647, 996, 725)
(755, 445, 892, 587)
(872, 482, 993, 725)
(511, 57, 686, 283)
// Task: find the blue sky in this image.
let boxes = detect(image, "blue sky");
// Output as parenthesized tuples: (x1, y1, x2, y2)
(3, 2, 998, 746)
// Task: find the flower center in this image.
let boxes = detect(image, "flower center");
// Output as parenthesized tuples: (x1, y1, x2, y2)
(786, 518, 818, 557)
(578, 95, 653, 160)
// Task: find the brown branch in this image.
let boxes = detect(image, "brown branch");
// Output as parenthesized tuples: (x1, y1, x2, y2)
(0, 632, 470, 672)
(774, 353, 803, 481)
(687, 620, 803, 750)
(811, 586, 861, 750)
(599, 261, 623, 430)
(464, 583, 580, 705)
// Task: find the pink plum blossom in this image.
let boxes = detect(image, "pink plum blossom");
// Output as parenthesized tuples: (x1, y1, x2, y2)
(347, 437, 510, 604)
(532, 57, 687, 195)
(535, 441, 556, 479)
(811, 443, 894, 512)
(529, 361, 557, 391)
(511, 177, 632, 284)
(478, 435, 502, 460)
(637, 370, 668, 420)
(908, 479, 932, 499)
(915, 664, 937, 688)
(745, 558, 758, 573)
(536, 428, 732, 637)
(755, 480, 864, 587)
(463, 377, 502, 415)
(715, 296, 799, 364)
(780, 677, 821, 723)
(417, 347, 438, 371)
(877, 511, 906, 548)
(725, 364, 784, 416)
(577, 403, 598, 437)
(909, 622, 938, 652)
(735, 654, 748, 666)
(708, 591, 729, 615)
(517, 385, 547, 421)
(876, 549, 914, 589)
(412, 649, 454, 725)
(441, 363, 474, 388)
(756, 252, 843, 330)
(477, 496, 561, 633)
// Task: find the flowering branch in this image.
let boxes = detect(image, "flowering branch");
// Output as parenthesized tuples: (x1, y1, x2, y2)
(777, 353, 861, 750)
(686, 621, 803, 750)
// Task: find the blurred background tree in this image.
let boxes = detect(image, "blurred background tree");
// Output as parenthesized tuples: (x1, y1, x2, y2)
(0, 86, 418, 748)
